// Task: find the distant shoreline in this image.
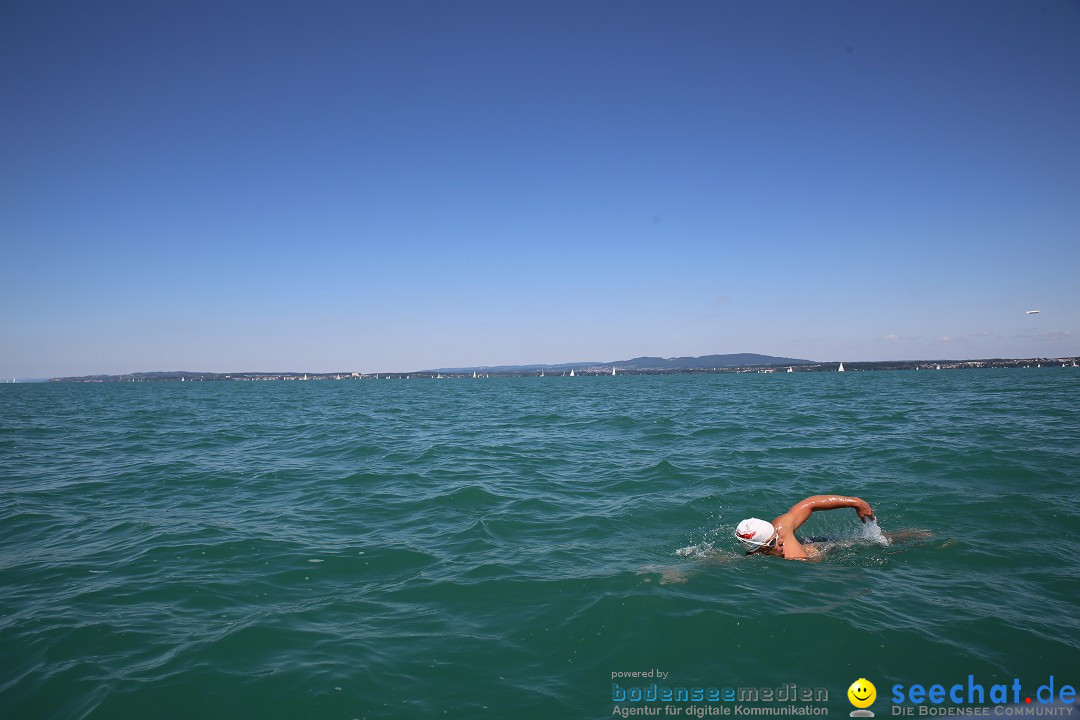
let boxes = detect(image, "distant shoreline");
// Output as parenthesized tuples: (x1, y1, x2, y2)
(40, 356, 1080, 382)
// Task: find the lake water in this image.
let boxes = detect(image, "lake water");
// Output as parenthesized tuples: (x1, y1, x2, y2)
(2, 370, 1078, 718)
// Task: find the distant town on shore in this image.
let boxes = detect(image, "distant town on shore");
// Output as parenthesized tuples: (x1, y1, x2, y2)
(34, 352, 1080, 383)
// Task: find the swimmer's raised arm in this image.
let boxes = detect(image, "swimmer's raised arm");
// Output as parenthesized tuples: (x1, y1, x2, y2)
(778, 495, 874, 531)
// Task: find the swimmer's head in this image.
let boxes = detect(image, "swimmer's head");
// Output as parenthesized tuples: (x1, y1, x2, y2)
(735, 518, 777, 552)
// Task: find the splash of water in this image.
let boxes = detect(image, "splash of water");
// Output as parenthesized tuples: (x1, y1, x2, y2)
(860, 518, 891, 546)
(674, 542, 713, 558)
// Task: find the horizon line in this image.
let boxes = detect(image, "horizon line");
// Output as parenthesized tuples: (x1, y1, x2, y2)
(25, 352, 1080, 381)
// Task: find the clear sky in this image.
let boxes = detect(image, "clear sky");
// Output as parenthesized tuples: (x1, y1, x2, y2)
(3, 0, 1078, 377)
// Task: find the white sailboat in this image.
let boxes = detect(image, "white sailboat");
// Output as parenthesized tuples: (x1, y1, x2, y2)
(837, 362, 845, 372)
(611, 366, 616, 376)
(787, 367, 794, 373)
(540, 369, 544, 377)
(569, 369, 575, 377)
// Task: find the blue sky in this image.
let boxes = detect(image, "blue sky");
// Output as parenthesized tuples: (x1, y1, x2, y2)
(3, 0, 1078, 376)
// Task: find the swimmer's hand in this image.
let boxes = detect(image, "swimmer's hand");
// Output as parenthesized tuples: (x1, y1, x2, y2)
(856, 500, 875, 523)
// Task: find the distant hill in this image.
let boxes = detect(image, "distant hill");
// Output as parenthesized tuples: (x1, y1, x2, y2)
(430, 353, 815, 374)
(617, 353, 814, 370)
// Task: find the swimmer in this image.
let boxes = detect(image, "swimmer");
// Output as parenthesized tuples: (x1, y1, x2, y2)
(735, 495, 875, 560)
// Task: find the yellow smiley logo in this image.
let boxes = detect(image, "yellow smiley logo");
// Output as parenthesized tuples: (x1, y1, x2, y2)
(848, 678, 876, 709)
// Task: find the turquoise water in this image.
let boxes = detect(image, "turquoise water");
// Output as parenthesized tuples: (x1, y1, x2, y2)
(2, 371, 1078, 719)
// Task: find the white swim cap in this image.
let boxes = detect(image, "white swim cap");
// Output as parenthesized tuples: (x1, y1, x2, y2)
(735, 518, 776, 550)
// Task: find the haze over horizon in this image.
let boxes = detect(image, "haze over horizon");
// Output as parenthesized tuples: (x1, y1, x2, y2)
(3, 1, 1078, 378)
